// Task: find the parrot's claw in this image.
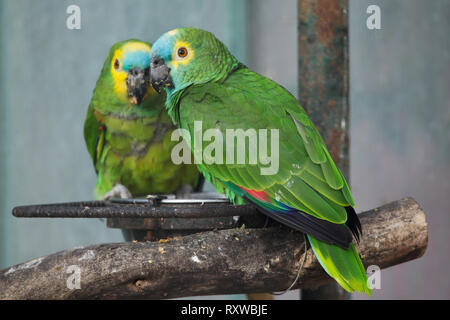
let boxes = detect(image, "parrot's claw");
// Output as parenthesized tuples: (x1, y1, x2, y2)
(103, 183, 132, 200)
(175, 184, 194, 199)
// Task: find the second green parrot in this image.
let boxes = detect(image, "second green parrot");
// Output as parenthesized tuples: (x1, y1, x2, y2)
(84, 39, 202, 201)
(149, 28, 371, 296)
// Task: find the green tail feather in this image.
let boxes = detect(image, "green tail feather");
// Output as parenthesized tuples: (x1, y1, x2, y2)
(307, 235, 372, 296)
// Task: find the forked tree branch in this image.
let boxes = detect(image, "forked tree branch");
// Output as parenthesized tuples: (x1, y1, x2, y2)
(0, 197, 428, 299)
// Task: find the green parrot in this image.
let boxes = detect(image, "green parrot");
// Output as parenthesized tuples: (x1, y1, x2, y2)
(84, 39, 202, 202)
(149, 28, 372, 296)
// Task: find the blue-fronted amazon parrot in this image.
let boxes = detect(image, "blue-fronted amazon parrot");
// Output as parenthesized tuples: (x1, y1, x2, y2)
(84, 39, 202, 202)
(148, 28, 371, 296)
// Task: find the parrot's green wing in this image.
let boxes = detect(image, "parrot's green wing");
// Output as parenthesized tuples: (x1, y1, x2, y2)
(177, 67, 369, 295)
(179, 67, 354, 225)
(84, 103, 105, 172)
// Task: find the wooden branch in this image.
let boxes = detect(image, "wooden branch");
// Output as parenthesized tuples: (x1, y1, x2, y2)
(0, 197, 428, 300)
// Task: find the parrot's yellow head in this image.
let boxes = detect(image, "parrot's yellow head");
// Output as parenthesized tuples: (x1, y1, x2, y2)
(107, 40, 156, 105)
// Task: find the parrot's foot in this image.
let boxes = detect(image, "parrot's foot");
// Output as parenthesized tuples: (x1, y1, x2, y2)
(103, 183, 132, 200)
(176, 184, 194, 199)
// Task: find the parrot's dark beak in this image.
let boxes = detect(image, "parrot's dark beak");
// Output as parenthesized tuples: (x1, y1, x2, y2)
(126, 67, 150, 105)
(150, 56, 173, 94)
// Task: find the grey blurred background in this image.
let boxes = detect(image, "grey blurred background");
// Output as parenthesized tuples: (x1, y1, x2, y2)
(0, 0, 448, 299)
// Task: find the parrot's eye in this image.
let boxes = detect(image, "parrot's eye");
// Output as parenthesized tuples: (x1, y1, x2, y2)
(177, 47, 188, 58)
(114, 58, 120, 70)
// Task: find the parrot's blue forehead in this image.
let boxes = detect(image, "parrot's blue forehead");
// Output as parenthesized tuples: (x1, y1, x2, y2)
(150, 32, 176, 62)
(122, 50, 150, 71)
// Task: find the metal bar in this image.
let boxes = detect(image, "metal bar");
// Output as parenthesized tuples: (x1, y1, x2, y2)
(110, 198, 230, 205)
(298, 0, 350, 300)
(12, 201, 258, 219)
